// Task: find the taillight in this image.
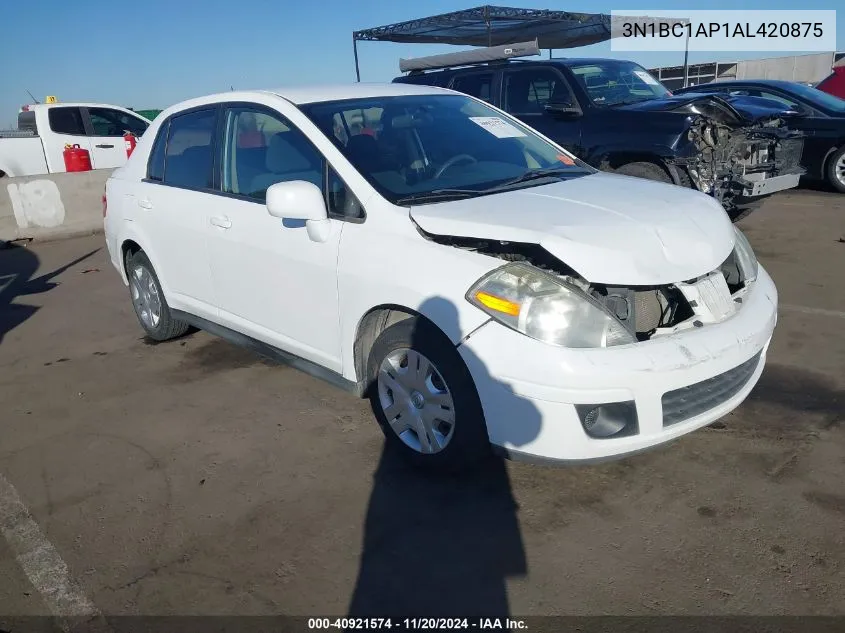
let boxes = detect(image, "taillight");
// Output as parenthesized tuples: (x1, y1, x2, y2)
(102, 191, 108, 218)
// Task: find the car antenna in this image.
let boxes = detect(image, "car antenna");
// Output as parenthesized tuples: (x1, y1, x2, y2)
(25, 89, 39, 104)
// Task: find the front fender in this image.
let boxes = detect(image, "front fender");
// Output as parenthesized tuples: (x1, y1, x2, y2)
(337, 221, 497, 383)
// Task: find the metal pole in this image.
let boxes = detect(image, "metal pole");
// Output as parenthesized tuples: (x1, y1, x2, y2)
(682, 30, 690, 87)
(485, 5, 491, 46)
(353, 36, 361, 82)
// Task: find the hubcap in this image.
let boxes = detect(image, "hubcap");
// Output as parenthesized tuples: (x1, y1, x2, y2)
(836, 153, 845, 187)
(130, 265, 162, 329)
(377, 348, 455, 454)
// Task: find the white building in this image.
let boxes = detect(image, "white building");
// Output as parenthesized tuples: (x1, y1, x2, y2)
(649, 51, 845, 90)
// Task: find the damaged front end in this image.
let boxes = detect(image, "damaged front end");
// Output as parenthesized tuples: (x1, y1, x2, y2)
(670, 96, 805, 213)
(427, 233, 756, 344)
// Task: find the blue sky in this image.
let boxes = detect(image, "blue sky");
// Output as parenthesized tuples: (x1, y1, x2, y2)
(0, 0, 841, 126)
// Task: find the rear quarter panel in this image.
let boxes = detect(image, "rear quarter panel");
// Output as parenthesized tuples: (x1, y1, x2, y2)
(0, 137, 49, 176)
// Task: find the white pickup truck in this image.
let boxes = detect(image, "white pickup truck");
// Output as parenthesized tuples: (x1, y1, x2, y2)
(0, 102, 152, 178)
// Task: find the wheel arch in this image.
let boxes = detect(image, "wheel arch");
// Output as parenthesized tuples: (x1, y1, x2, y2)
(599, 151, 670, 173)
(116, 231, 167, 293)
(822, 142, 843, 180)
(352, 302, 472, 397)
(352, 304, 425, 396)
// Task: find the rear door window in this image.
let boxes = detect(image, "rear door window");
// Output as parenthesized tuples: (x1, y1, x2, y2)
(163, 109, 217, 190)
(87, 107, 149, 137)
(451, 73, 495, 103)
(504, 68, 576, 115)
(48, 107, 86, 135)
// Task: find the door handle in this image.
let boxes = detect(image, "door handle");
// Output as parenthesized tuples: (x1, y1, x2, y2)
(210, 216, 232, 229)
(95, 144, 115, 149)
(137, 198, 153, 210)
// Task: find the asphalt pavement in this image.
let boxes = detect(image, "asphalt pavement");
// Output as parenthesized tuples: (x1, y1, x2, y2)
(0, 187, 843, 624)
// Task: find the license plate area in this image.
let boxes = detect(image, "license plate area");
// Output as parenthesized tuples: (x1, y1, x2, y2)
(675, 272, 736, 323)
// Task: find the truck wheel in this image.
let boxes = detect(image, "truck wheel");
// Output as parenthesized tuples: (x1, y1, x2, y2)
(126, 250, 190, 341)
(826, 146, 845, 193)
(614, 161, 673, 184)
(367, 317, 492, 472)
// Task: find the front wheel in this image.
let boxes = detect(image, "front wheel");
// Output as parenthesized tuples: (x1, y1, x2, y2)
(826, 146, 845, 193)
(367, 318, 491, 471)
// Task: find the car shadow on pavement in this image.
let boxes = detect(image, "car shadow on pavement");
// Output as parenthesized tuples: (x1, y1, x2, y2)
(348, 297, 542, 619)
(0, 243, 99, 346)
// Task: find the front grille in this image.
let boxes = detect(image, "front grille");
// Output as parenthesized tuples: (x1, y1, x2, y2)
(662, 351, 762, 427)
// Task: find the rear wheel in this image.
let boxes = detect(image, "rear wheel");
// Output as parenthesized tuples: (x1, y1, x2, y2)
(826, 146, 845, 193)
(367, 318, 491, 472)
(126, 250, 189, 341)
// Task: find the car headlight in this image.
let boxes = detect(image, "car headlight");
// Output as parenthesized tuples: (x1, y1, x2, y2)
(732, 226, 758, 283)
(466, 263, 635, 348)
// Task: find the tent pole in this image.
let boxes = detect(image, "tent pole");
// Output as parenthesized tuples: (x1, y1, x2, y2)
(485, 5, 491, 46)
(353, 36, 361, 82)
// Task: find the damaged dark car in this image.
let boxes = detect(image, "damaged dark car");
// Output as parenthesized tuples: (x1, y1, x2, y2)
(394, 57, 805, 220)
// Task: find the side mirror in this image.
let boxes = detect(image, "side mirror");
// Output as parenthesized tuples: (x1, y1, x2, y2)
(266, 180, 331, 242)
(544, 102, 581, 117)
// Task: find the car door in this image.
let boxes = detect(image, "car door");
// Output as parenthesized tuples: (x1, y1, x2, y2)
(205, 104, 346, 372)
(500, 66, 583, 154)
(134, 106, 218, 317)
(43, 106, 93, 172)
(84, 106, 150, 169)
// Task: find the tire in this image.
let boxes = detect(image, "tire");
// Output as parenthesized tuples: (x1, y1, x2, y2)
(614, 161, 673, 184)
(366, 318, 492, 472)
(126, 250, 189, 341)
(825, 146, 845, 193)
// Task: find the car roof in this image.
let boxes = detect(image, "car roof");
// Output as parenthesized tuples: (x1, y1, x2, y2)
(552, 58, 638, 67)
(264, 82, 452, 104)
(151, 83, 458, 123)
(679, 79, 802, 91)
(412, 57, 638, 75)
(27, 102, 137, 110)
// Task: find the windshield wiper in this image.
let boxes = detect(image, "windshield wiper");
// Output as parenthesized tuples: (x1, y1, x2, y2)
(606, 97, 654, 107)
(395, 189, 480, 205)
(482, 167, 580, 192)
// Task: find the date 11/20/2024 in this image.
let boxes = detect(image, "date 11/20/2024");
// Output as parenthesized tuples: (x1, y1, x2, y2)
(307, 618, 529, 630)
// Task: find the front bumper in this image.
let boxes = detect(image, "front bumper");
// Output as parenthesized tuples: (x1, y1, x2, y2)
(457, 267, 778, 463)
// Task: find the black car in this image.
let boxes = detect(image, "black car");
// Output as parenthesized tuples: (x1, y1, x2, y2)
(674, 80, 845, 193)
(394, 57, 805, 220)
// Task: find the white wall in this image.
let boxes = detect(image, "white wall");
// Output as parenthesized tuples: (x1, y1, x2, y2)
(0, 169, 112, 243)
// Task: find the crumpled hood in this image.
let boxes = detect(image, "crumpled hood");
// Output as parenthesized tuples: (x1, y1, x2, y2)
(410, 172, 736, 286)
(616, 93, 796, 124)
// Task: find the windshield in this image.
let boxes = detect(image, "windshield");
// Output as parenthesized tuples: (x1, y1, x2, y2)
(567, 60, 671, 106)
(299, 94, 593, 205)
(787, 82, 845, 112)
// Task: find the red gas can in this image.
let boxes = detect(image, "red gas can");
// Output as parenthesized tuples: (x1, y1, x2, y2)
(63, 144, 92, 172)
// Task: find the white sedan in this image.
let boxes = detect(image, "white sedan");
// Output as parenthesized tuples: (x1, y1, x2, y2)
(103, 83, 777, 470)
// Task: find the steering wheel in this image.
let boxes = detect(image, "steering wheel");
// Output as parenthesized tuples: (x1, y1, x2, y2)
(434, 154, 478, 179)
